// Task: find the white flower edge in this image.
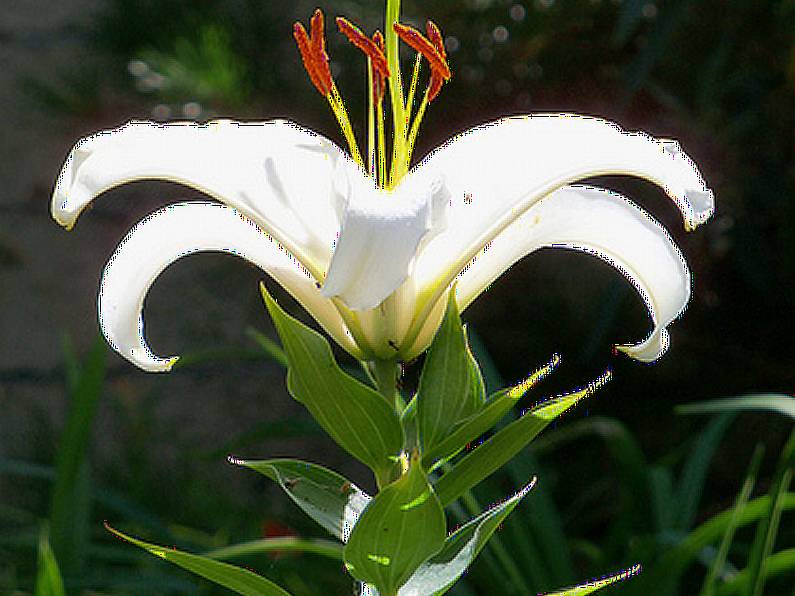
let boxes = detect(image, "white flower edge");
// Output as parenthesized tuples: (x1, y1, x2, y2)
(99, 201, 363, 371)
(447, 185, 690, 362)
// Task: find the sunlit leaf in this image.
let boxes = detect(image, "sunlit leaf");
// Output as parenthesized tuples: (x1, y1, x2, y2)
(234, 458, 369, 542)
(541, 564, 641, 595)
(433, 371, 610, 506)
(417, 291, 481, 459)
(105, 524, 292, 595)
(345, 458, 446, 594)
(422, 355, 560, 468)
(261, 284, 403, 480)
(399, 480, 536, 595)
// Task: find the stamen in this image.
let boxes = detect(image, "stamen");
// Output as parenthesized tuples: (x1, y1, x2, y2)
(293, 23, 330, 96)
(336, 18, 391, 80)
(425, 21, 448, 102)
(393, 23, 451, 81)
(372, 31, 388, 104)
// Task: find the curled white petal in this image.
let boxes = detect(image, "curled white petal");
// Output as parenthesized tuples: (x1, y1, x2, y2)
(455, 186, 691, 362)
(100, 202, 358, 372)
(322, 162, 450, 310)
(52, 119, 347, 277)
(411, 114, 714, 299)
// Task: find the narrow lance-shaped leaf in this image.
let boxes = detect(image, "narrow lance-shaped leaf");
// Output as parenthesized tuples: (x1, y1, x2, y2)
(746, 428, 795, 596)
(261, 284, 403, 480)
(399, 479, 536, 596)
(700, 444, 764, 596)
(233, 457, 370, 542)
(49, 335, 106, 573)
(345, 455, 446, 594)
(422, 355, 560, 468)
(434, 370, 611, 506)
(34, 527, 66, 596)
(105, 524, 293, 596)
(417, 290, 481, 457)
(541, 564, 642, 595)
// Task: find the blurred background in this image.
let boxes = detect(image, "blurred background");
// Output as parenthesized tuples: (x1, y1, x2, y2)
(1, 0, 793, 594)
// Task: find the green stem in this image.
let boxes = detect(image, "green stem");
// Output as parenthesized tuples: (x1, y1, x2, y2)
(370, 359, 400, 405)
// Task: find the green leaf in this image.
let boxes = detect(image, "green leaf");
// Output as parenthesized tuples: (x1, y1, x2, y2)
(541, 564, 642, 595)
(50, 335, 106, 573)
(205, 537, 343, 561)
(344, 457, 446, 594)
(260, 284, 403, 479)
(677, 394, 795, 419)
(745, 429, 795, 596)
(700, 444, 764, 596)
(399, 480, 536, 595)
(422, 355, 560, 468)
(234, 458, 370, 542)
(34, 527, 66, 596)
(433, 371, 611, 506)
(246, 327, 289, 368)
(674, 413, 735, 530)
(417, 292, 481, 459)
(105, 524, 292, 596)
(635, 493, 795, 591)
(715, 548, 795, 595)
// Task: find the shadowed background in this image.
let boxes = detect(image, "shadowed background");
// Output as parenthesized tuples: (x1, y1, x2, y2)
(1, 1, 793, 594)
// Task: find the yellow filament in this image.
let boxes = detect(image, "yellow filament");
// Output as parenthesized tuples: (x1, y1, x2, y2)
(406, 88, 429, 169)
(367, 59, 376, 178)
(377, 100, 387, 187)
(405, 54, 422, 128)
(329, 83, 364, 169)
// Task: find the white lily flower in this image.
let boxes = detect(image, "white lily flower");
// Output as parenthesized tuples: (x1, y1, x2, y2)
(52, 8, 714, 372)
(51, 114, 713, 371)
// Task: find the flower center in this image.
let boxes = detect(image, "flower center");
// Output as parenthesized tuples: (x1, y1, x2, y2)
(293, 7, 452, 191)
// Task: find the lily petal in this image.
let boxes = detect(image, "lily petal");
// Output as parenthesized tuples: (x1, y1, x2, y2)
(411, 114, 713, 303)
(52, 119, 347, 280)
(322, 166, 449, 310)
(454, 185, 690, 361)
(99, 201, 360, 372)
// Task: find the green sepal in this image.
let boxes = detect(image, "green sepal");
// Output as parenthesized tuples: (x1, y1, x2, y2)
(233, 457, 370, 542)
(541, 564, 642, 595)
(105, 524, 292, 596)
(400, 479, 536, 595)
(422, 355, 560, 468)
(260, 284, 403, 479)
(434, 370, 611, 506)
(417, 291, 482, 459)
(344, 455, 446, 594)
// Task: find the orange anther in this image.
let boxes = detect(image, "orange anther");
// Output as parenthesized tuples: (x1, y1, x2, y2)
(294, 10, 333, 97)
(310, 9, 328, 59)
(393, 22, 451, 81)
(372, 30, 387, 103)
(336, 17, 390, 79)
(425, 21, 448, 102)
(426, 21, 446, 58)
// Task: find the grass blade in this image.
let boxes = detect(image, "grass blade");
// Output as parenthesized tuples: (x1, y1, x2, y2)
(745, 429, 795, 596)
(700, 444, 764, 595)
(674, 413, 735, 530)
(677, 394, 795, 419)
(34, 526, 66, 596)
(204, 537, 343, 561)
(49, 335, 106, 573)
